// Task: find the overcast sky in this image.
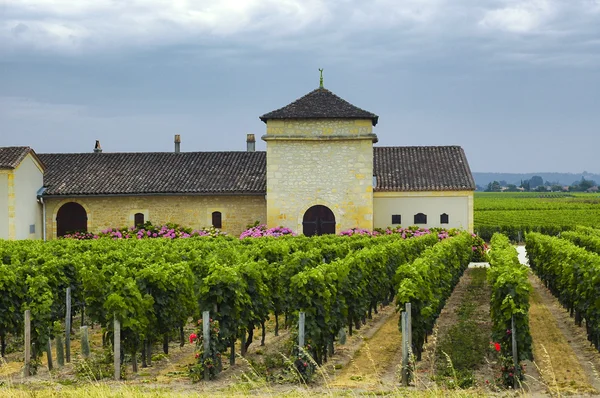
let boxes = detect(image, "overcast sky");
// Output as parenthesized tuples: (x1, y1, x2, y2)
(1, 0, 599, 173)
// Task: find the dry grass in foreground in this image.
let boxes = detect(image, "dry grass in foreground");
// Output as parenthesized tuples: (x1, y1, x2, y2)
(528, 284, 596, 395)
(330, 310, 402, 388)
(0, 382, 491, 398)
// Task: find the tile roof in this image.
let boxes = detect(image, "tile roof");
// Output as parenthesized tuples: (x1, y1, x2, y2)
(0, 146, 33, 169)
(260, 87, 379, 126)
(37, 152, 266, 196)
(374, 146, 476, 191)
(37, 146, 475, 196)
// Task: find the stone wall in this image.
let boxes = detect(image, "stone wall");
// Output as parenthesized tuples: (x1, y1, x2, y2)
(44, 195, 266, 239)
(264, 119, 375, 234)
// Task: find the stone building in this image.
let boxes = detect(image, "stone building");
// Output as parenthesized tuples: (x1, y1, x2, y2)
(0, 84, 475, 240)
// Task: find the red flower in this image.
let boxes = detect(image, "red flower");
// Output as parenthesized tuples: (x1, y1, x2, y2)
(494, 342, 501, 352)
(189, 333, 197, 343)
(195, 353, 200, 359)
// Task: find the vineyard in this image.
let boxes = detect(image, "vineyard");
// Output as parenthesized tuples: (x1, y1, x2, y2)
(474, 192, 600, 240)
(3, 225, 600, 396)
(0, 230, 478, 380)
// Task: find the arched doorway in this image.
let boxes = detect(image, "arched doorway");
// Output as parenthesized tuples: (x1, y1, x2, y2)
(56, 202, 88, 237)
(302, 205, 336, 236)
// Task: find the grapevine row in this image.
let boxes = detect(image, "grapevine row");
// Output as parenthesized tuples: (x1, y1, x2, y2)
(526, 232, 600, 351)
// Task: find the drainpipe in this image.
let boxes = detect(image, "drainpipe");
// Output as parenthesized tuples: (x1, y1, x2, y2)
(37, 187, 47, 241)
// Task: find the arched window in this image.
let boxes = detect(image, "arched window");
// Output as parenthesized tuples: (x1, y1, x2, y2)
(414, 213, 427, 224)
(134, 213, 145, 227)
(212, 211, 222, 229)
(440, 213, 449, 224)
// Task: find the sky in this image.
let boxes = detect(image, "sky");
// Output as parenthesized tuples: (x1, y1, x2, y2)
(1, 0, 599, 173)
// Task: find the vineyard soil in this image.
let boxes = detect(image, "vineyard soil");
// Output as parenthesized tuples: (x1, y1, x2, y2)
(528, 272, 600, 394)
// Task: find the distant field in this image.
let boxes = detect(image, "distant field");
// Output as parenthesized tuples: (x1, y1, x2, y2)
(474, 192, 600, 240)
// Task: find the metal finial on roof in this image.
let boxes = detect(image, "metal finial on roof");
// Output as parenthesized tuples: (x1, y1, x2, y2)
(319, 68, 324, 88)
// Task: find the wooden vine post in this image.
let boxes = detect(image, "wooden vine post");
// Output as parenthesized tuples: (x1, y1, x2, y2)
(56, 334, 65, 366)
(114, 314, 121, 381)
(65, 287, 71, 363)
(46, 339, 53, 370)
(202, 311, 210, 381)
(81, 326, 90, 358)
(511, 315, 518, 389)
(401, 311, 409, 386)
(298, 312, 305, 348)
(406, 302, 412, 357)
(24, 310, 31, 377)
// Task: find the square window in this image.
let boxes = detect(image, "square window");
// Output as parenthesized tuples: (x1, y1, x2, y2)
(391, 214, 401, 224)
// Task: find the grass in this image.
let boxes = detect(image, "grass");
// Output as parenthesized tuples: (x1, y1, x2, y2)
(0, 382, 492, 397)
(435, 268, 489, 388)
(330, 309, 402, 388)
(528, 281, 596, 394)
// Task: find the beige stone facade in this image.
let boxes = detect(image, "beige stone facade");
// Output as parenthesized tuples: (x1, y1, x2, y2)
(264, 119, 375, 234)
(44, 195, 266, 240)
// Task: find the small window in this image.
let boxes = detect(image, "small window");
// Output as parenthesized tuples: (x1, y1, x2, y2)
(134, 213, 145, 227)
(414, 213, 427, 224)
(29, 224, 36, 234)
(391, 214, 401, 224)
(440, 213, 449, 224)
(212, 211, 222, 229)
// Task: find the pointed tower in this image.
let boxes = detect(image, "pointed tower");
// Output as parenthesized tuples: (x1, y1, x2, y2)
(260, 78, 378, 235)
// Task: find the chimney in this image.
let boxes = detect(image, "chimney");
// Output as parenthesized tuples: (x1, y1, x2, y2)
(174, 134, 181, 153)
(246, 134, 255, 152)
(94, 140, 102, 153)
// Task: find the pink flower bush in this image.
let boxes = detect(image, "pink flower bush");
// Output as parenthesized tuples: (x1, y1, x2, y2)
(61, 222, 226, 240)
(339, 228, 374, 236)
(341, 226, 459, 240)
(239, 224, 295, 239)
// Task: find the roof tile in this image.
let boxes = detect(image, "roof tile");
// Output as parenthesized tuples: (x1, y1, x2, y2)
(0, 147, 32, 169)
(373, 146, 476, 191)
(38, 152, 266, 196)
(260, 88, 379, 126)
(37, 146, 475, 195)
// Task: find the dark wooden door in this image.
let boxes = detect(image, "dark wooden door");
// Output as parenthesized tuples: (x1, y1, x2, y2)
(56, 202, 88, 237)
(302, 205, 336, 236)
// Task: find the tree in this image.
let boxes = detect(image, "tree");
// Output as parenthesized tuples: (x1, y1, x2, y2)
(529, 176, 544, 189)
(506, 184, 519, 192)
(486, 181, 502, 192)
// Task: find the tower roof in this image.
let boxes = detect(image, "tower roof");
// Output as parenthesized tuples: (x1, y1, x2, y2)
(260, 87, 379, 126)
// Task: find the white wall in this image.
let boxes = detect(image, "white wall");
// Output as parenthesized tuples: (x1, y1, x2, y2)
(373, 192, 473, 231)
(13, 155, 43, 239)
(0, 173, 8, 239)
